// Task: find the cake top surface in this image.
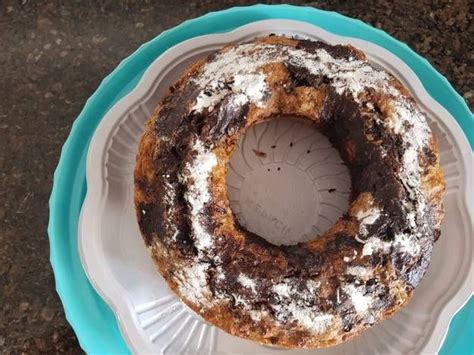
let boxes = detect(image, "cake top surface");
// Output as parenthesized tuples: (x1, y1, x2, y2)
(135, 35, 444, 347)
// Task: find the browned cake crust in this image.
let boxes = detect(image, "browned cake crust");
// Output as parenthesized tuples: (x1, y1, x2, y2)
(134, 36, 445, 348)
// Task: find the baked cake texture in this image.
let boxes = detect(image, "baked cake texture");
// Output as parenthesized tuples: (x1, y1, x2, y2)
(134, 35, 446, 348)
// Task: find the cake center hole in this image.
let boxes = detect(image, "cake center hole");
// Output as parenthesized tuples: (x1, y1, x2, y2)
(226, 117, 350, 246)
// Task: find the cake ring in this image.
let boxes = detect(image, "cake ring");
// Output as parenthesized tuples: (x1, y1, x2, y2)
(134, 35, 445, 348)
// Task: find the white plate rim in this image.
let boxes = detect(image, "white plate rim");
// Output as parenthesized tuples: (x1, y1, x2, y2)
(78, 19, 474, 354)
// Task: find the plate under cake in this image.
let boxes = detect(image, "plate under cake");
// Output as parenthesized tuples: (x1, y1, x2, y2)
(78, 19, 473, 354)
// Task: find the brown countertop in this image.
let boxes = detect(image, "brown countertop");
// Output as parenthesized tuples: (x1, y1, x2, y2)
(0, 0, 471, 353)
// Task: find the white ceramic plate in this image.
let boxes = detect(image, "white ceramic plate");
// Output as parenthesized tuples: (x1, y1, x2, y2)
(78, 20, 473, 354)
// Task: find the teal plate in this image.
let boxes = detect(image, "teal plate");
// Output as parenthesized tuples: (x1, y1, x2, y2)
(48, 4, 473, 354)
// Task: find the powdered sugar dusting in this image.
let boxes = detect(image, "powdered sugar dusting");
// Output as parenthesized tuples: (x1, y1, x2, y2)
(176, 140, 217, 305)
(394, 233, 421, 256)
(272, 303, 334, 333)
(272, 283, 292, 299)
(228, 93, 248, 108)
(233, 73, 267, 104)
(288, 49, 399, 100)
(163, 180, 176, 205)
(356, 206, 381, 236)
(362, 237, 392, 256)
(306, 279, 321, 294)
(388, 99, 430, 216)
(190, 42, 404, 114)
(356, 90, 430, 263)
(193, 86, 227, 114)
(162, 180, 179, 240)
(342, 284, 373, 314)
(248, 310, 264, 322)
(182, 140, 217, 214)
(269, 279, 333, 333)
(272, 279, 321, 303)
(379, 94, 430, 265)
(362, 227, 421, 258)
(388, 100, 430, 148)
(238, 273, 257, 293)
(190, 44, 270, 113)
(346, 266, 373, 279)
(180, 140, 217, 251)
(178, 263, 212, 308)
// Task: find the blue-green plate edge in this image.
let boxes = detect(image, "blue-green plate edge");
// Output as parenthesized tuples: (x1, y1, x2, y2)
(48, 4, 474, 354)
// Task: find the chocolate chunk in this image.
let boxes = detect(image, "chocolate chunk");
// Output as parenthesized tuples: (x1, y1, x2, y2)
(136, 202, 160, 246)
(286, 62, 329, 88)
(296, 39, 358, 60)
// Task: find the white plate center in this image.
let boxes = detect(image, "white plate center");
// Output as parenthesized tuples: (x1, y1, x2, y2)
(227, 117, 350, 245)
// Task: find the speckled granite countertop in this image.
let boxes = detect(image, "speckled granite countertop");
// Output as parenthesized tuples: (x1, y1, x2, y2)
(0, 0, 471, 353)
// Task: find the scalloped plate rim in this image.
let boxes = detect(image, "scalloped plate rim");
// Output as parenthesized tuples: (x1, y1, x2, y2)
(78, 19, 473, 354)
